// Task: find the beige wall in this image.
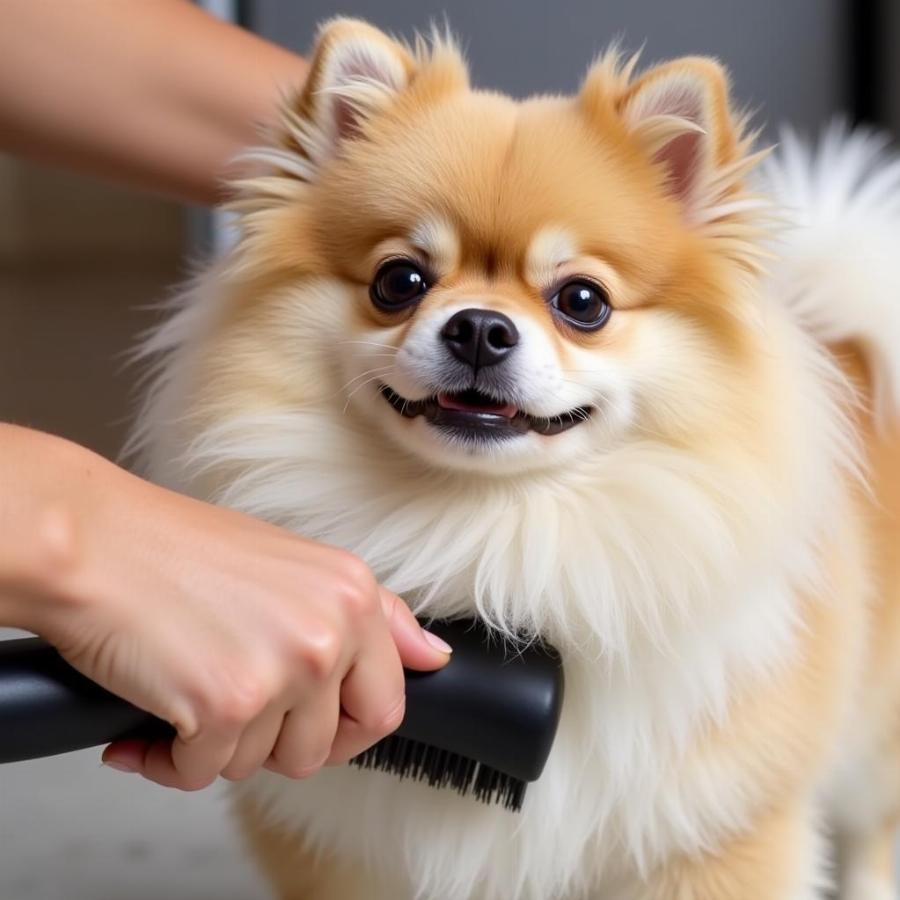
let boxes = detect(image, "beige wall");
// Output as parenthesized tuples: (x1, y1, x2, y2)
(0, 156, 183, 263)
(0, 155, 186, 460)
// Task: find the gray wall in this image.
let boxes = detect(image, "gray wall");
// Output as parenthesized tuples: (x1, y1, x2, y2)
(250, 0, 848, 134)
(886, 1, 900, 132)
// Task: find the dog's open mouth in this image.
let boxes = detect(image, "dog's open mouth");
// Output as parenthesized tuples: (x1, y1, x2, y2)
(379, 384, 592, 439)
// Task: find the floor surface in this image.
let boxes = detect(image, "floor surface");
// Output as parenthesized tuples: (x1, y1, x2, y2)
(0, 628, 272, 900)
(0, 747, 272, 900)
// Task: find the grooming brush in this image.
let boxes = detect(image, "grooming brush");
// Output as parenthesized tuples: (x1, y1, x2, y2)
(0, 619, 563, 811)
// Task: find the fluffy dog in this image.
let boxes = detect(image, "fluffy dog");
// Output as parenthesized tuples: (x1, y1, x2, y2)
(132, 19, 900, 900)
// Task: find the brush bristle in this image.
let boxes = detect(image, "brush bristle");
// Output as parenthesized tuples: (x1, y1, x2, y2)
(351, 735, 527, 811)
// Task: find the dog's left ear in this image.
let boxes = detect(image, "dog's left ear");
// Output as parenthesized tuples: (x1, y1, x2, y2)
(583, 56, 743, 220)
(282, 18, 417, 172)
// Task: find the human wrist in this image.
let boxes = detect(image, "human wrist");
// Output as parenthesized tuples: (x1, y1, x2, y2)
(0, 425, 107, 633)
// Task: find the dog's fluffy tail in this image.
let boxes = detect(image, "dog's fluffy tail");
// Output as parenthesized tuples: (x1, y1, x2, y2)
(762, 121, 900, 424)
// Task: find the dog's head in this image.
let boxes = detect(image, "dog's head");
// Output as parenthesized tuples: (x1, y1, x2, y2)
(226, 19, 768, 479)
(149, 20, 854, 655)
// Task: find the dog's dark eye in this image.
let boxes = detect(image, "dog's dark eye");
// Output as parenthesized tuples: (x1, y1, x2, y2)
(552, 281, 611, 330)
(370, 260, 429, 311)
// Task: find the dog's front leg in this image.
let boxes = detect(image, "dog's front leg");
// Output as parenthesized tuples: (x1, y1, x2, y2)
(623, 802, 826, 900)
(235, 795, 412, 900)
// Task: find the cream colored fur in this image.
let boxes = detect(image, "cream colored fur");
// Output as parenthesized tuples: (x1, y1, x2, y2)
(129, 21, 900, 900)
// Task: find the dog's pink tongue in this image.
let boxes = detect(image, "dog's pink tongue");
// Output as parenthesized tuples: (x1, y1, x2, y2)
(438, 393, 518, 418)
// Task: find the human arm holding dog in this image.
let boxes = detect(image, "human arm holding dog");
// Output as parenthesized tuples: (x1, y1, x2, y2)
(0, 426, 451, 789)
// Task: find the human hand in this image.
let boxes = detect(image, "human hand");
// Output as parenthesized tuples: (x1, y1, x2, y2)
(6, 428, 449, 789)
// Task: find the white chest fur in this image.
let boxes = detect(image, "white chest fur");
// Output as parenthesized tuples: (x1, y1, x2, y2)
(140, 305, 835, 899)
(238, 569, 800, 900)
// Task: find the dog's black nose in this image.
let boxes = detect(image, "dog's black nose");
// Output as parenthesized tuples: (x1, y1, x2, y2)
(440, 308, 519, 370)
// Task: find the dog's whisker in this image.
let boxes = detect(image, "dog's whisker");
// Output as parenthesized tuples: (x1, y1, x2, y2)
(342, 374, 388, 413)
(322, 366, 393, 406)
(339, 366, 393, 393)
(338, 339, 400, 352)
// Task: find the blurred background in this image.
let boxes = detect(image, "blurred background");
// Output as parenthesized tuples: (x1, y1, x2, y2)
(0, 0, 884, 460)
(0, 0, 895, 897)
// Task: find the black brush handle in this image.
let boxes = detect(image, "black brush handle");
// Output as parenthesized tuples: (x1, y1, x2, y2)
(0, 620, 564, 783)
(0, 638, 175, 761)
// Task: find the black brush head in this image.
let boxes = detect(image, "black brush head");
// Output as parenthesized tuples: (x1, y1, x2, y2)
(350, 618, 564, 811)
(353, 735, 527, 811)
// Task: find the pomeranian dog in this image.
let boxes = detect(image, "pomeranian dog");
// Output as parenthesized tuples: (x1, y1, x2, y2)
(132, 18, 900, 900)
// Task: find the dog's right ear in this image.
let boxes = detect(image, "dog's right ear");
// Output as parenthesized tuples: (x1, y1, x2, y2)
(579, 54, 752, 225)
(279, 18, 417, 175)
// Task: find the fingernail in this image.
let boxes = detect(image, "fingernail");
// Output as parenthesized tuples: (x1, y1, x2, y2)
(423, 629, 453, 655)
(103, 759, 138, 774)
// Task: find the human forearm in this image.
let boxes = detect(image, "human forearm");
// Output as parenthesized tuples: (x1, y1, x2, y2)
(0, 0, 308, 204)
(0, 425, 91, 632)
(0, 423, 450, 788)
